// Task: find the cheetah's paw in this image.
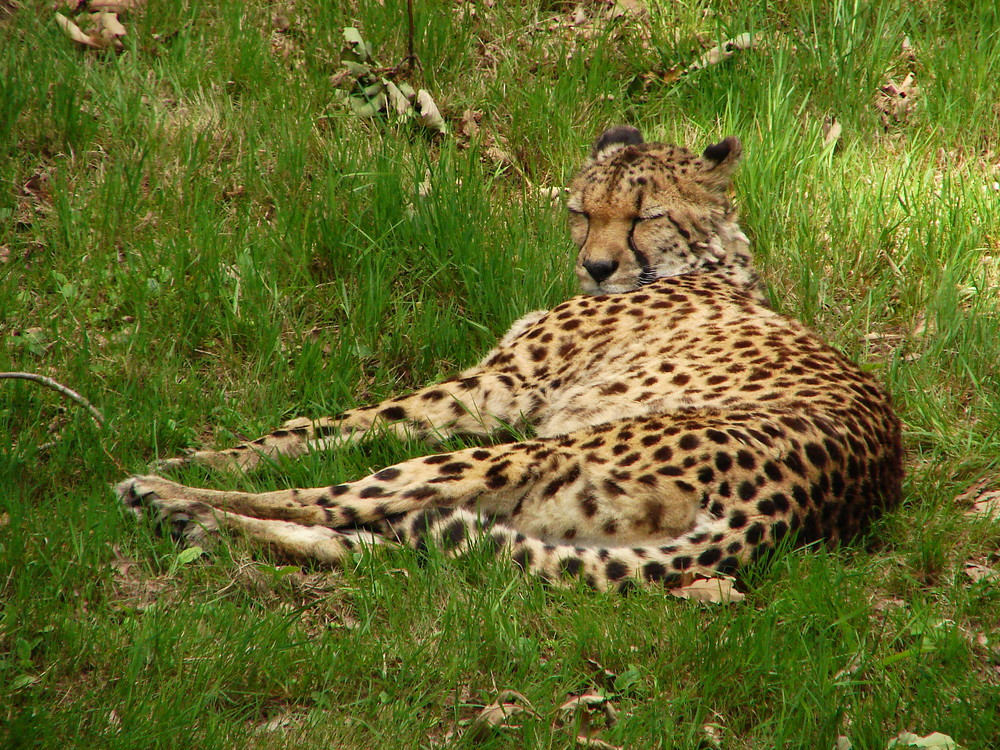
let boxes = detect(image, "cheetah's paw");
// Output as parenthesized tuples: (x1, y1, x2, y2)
(115, 476, 219, 547)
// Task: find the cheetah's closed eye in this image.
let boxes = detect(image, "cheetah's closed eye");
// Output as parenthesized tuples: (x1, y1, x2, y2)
(117, 127, 903, 591)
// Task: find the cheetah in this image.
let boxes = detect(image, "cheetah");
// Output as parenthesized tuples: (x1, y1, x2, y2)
(117, 126, 904, 592)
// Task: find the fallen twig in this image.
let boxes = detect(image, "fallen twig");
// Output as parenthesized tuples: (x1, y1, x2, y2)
(0, 372, 104, 427)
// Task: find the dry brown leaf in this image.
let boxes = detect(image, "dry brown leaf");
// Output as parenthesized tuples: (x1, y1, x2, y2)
(484, 144, 517, 169)
(669, 576, 745, 604)
(957, 478, 1000, 521)
(415, 89, 447, 134)
(584, 658, 618, 691)
(963, 562, 999, 583)
(877, 72, 919, 126)
(257, 713, 296, 733)
(702, 722, 724, 748)
(557, 692, 617, 723)
(574, 738, 623, 750)
(465, 690, 536, 740)
(608, 0, 647, 19)
(823, 116, 842, 149)
(93, 11, 126, 48)
(384, 80, 412, 117)
(887, 731, 964, 749)
(109, 543, 140, 577)
(0, 512, 9, 527)
(456, 108, 481, 140)
(901, 36, 914, 60)
(55, 12, 101, 48)
(956, 477, 991, 504)
(686, 33, 753, 73)
(88, 0, 145, 11)
(833, 652, 863, 682)
(556, 692, 619, 749)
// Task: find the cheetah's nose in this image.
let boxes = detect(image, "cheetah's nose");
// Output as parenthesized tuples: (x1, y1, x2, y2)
(583, 260, 619, 284)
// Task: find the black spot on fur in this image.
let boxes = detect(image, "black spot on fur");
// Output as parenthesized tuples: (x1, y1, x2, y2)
(805, 442, 828, 468)
(679, 434, 700, 450)
(380, 406, 406, 421)
(698, 546, 723, 567)
(561, 557, 583, 578)
(717, 556, 740, 575)
(605, 559, 629, 581)
(512, 547, 533, 571)
(744, 522, 765, 545)
(442, 520, 467, 550)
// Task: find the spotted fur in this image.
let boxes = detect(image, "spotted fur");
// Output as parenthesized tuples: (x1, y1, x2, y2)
(117, 127, 903, 591)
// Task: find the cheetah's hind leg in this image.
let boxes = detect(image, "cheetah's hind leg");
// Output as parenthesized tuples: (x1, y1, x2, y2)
(116, 477, 387, 564)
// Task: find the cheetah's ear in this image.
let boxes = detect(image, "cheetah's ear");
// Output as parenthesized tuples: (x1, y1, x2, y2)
(591, 126, 643, 161)
(697, 136, 742, 190)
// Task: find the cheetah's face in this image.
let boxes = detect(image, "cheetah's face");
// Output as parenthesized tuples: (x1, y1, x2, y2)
(568, 127, 744, 295)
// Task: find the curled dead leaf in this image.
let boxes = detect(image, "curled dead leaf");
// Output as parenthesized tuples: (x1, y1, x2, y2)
(963, 562, 999, 583)
(669, 575, 745, 604)
(574, 738, 622, 749)
(557, 692, 617, 724)
(456, 109, 481, 140)
(465, 690, 536, 740)
(93, 11, 126, 49)
(702, 722, 724, 748)
(823, 116, 842, 149)
(556, 692, 619, 749)
(957, 478, 1000, 521)
(55, 10, 126, 50)
(901, 36, 915, 60)
(686, 33, 753, 74)
(886, 731, 964, 749)
(109, 543, 140, 577)
(415, 89, 447, 134)
(88, 0, 144, 11)
(833, 651, 863, 682)
(342, 27, 373, 63)
(876, 72, 919, 127)
(384, 80, 412, 117)
(55, 12, 101, 48)
(484, 144, 516, 169)
(583, 657, 618, 691)
(608, 0, 647, 19)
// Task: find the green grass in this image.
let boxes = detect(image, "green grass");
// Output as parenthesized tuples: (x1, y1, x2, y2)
(3, 0, 1000, 747)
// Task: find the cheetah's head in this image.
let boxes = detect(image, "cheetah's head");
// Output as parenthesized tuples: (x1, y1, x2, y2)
(567, 127, 759, 297)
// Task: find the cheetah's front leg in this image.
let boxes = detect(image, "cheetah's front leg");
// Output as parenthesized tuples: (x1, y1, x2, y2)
(157, 371, 544, 473)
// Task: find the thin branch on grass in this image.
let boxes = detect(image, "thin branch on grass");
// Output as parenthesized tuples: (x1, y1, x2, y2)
(0, 371, 105, 427)
(400, 0, 421, 73)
